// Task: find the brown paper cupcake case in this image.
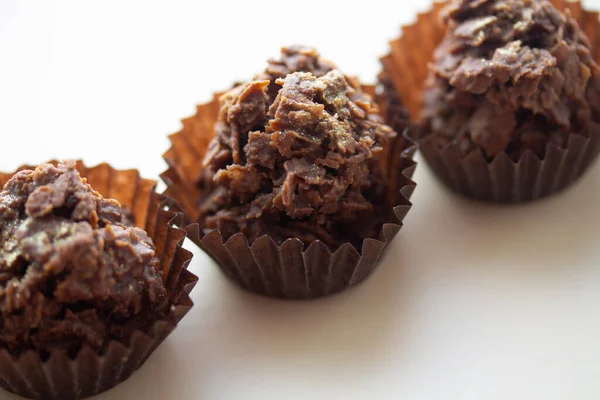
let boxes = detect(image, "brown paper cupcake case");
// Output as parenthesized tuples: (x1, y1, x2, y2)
(162, 86, 417, 299)
(380, 0, 600, 202)
(0, 161, 198, 400)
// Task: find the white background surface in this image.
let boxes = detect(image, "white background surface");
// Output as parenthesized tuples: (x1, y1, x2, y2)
(1, 1, 600, 399)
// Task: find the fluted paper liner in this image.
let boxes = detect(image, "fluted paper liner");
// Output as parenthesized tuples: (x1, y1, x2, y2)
(162, 85, 417, 299)
(0, 161, 198, 400)
(381, 0, 600, 202)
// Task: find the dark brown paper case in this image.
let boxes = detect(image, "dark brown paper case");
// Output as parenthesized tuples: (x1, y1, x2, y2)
(162, 86, 417, 299)
(0, 161, 198, 400)
(380, 0, 600, 202)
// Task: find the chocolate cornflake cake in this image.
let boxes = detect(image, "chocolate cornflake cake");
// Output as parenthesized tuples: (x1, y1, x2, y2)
(422, 0, 600, 161)
(197, 46, 398, 248)
(0, 161, 167, 357)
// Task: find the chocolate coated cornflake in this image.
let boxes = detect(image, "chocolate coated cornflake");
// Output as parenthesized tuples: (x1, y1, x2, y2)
(423, 0, 600, 159)
(0, 161, 166, 356)
(199, 47, 397, 248)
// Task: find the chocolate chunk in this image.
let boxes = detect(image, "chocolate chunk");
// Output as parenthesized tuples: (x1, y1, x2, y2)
(0, 161, 167, 356)
(198, 47, 397, 248)
(255, 45, 337, 103)
(423, 0, 600, 160)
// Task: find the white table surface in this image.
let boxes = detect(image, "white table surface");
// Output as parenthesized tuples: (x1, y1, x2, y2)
(1, 1, 600, 399)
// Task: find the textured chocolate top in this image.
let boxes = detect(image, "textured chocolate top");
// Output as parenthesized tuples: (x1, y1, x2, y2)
(254, 45, 337, 103)
(199, 47, 397, 247)
(0, 162, 167, 356)
(422, 0, 600, 159)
